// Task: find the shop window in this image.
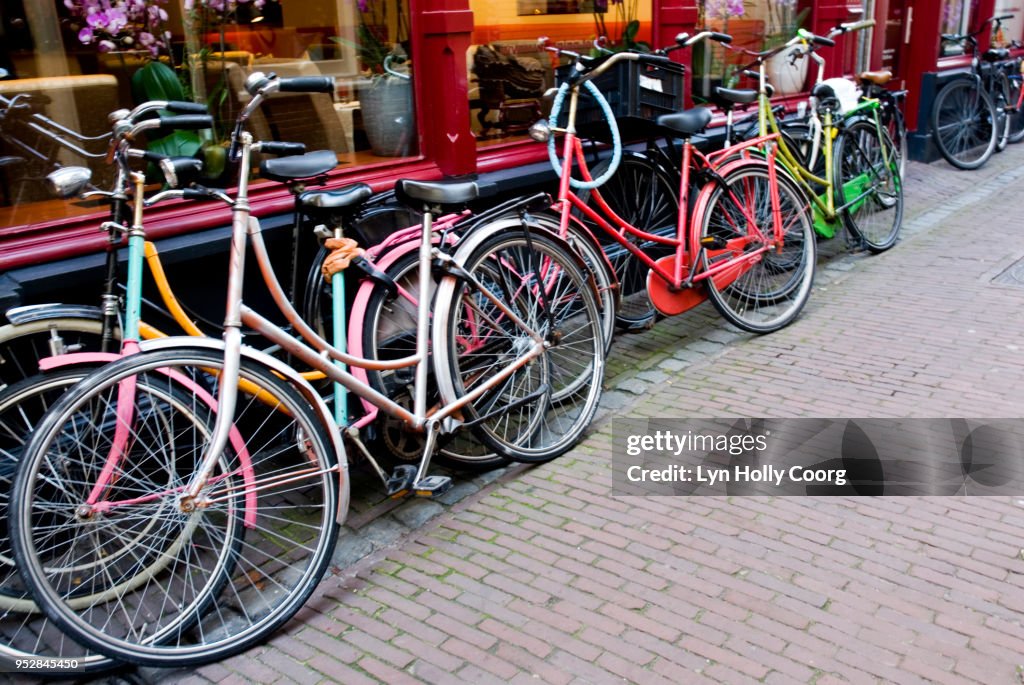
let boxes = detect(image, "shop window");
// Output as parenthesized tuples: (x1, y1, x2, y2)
(0, 0, 417, 229)
(939, 0, 982, 56)
(692, 0, 812, 100)
(468, 0, 650, 148)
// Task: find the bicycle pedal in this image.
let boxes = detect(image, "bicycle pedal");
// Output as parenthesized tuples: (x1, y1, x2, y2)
(413, 476, 452, 498)
(699, 235, 729, 250)
(386, 464, 418, 498)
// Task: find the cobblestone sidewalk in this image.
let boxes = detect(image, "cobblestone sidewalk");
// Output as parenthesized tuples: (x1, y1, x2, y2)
(154, 146, 1024, 685)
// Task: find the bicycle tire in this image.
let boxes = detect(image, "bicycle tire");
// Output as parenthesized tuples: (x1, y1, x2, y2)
(994, 71, 1012, 152)
(575, 151, 678, 332)
(836, 119, 904, 253)
(0, 317, 110, 387)
(433, 230, 604, 463)
(1006, 72, 1024, 143)
(9, 347, 341, 667)
(931, 79, 998, 170)
(699, 160, 816, 333)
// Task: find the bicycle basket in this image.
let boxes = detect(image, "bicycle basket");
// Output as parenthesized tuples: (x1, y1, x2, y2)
(555, 59, 686, 142)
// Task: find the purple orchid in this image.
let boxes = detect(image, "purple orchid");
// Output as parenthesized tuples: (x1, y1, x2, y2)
(66, 0, 171, 54)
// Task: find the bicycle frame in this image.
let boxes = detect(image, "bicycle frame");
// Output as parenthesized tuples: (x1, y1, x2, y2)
(553, 85, 785, 297)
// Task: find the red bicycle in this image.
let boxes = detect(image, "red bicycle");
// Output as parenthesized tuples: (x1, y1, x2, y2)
(534, 33, 816, 334)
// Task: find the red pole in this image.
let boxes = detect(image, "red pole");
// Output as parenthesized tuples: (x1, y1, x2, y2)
(411, 0, 476, 176)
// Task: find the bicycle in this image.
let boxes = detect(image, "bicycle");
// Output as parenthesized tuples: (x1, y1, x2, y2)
(932, 14, 1018, 169)
(533, 33, 816, 334)
(8, 72, 605, 667)
(734, 21, 904, 253)
(0, 92, 113, 205)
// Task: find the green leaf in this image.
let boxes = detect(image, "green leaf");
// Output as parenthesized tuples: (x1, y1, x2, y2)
(130, 61, 187, 106)
(145, 131, 202, 184)
(624, 20, 640, 41)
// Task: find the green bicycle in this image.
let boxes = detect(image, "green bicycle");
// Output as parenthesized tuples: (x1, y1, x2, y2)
(737, 21, 904, 253)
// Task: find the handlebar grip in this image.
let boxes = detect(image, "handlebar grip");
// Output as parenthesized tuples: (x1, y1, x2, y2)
(709, 32, 733, 44)
(164, 101, 208, 114)
(260, 141, 307, 156)
(812, 34, 836, 47)
(636, 53, 673, 66)
(156, 114, 214, 130)
(278, 76, 335, 93)
(182, 189, 211, 200)
(993, 14, 1014, 22)
(840, 20, 875, 32)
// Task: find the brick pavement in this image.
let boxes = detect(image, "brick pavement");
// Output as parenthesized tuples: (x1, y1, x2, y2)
(145, 147, 1024, 684)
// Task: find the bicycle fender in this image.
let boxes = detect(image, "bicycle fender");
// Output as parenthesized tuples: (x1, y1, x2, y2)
(37, 351, 118, 371)
(137, 337, 351, 526)
(5, 303, 104, 326)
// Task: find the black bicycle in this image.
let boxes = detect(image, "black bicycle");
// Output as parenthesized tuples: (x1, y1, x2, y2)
(932, 14, 1017, 170)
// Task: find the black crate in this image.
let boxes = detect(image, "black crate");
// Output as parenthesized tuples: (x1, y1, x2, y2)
(555, 59, 686, 142)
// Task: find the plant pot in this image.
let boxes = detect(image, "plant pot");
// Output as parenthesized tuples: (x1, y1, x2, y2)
(765, 45, 809, 95)
(360, 76, 415, 157)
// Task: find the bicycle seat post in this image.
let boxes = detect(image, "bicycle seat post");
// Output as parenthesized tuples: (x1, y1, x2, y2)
(415, 204, 434, 421)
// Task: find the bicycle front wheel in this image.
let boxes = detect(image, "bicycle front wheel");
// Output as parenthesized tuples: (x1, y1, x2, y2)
(0, 367, 121, 674)
(699, 161, 816, 334)
(836, 119, 904, 253)
(433, 231, 605, 463)
(931, 80, 997, 170)
(9, 347, 341, 667)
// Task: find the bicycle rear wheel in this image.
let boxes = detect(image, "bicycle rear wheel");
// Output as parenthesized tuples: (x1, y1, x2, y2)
(9, 347, 341, 667)
(836, 119, 904, 253)
(699, 161, 816, 334)
(433, 230, 604, 463)
(576, 151, 679, 332)
(931, 80, 997, 170)
(1007, 73, 1024, 144)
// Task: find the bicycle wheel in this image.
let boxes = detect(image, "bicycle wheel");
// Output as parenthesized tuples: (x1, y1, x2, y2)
(433, 230, 604, 463)
(576, 151, 679, 332)
(0, 368, 122, 674)
(0, 316, 110, 387)
(836, 119, 904, 253)
(994, 71, 1013, 152)
(699, 161, 816, 334)
(9, 347, 341, 667)
(1006, 74, 1024, 144)
(931, 79, 998, 170)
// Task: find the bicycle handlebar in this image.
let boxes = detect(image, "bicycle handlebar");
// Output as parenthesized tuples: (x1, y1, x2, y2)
(829, 19, 875, 38)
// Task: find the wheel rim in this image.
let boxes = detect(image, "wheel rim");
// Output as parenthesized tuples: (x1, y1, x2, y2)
(701, 164, 815, 333)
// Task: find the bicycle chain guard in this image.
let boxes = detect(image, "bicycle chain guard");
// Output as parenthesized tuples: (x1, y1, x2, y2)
(646, 255, 708, 316)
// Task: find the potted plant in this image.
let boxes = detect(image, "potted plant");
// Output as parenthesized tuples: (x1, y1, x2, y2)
(340, 0, 414, 157)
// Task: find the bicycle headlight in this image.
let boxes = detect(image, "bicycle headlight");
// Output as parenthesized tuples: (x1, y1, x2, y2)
(529, 118, 552, 142)
(45, 166, 92, 199)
